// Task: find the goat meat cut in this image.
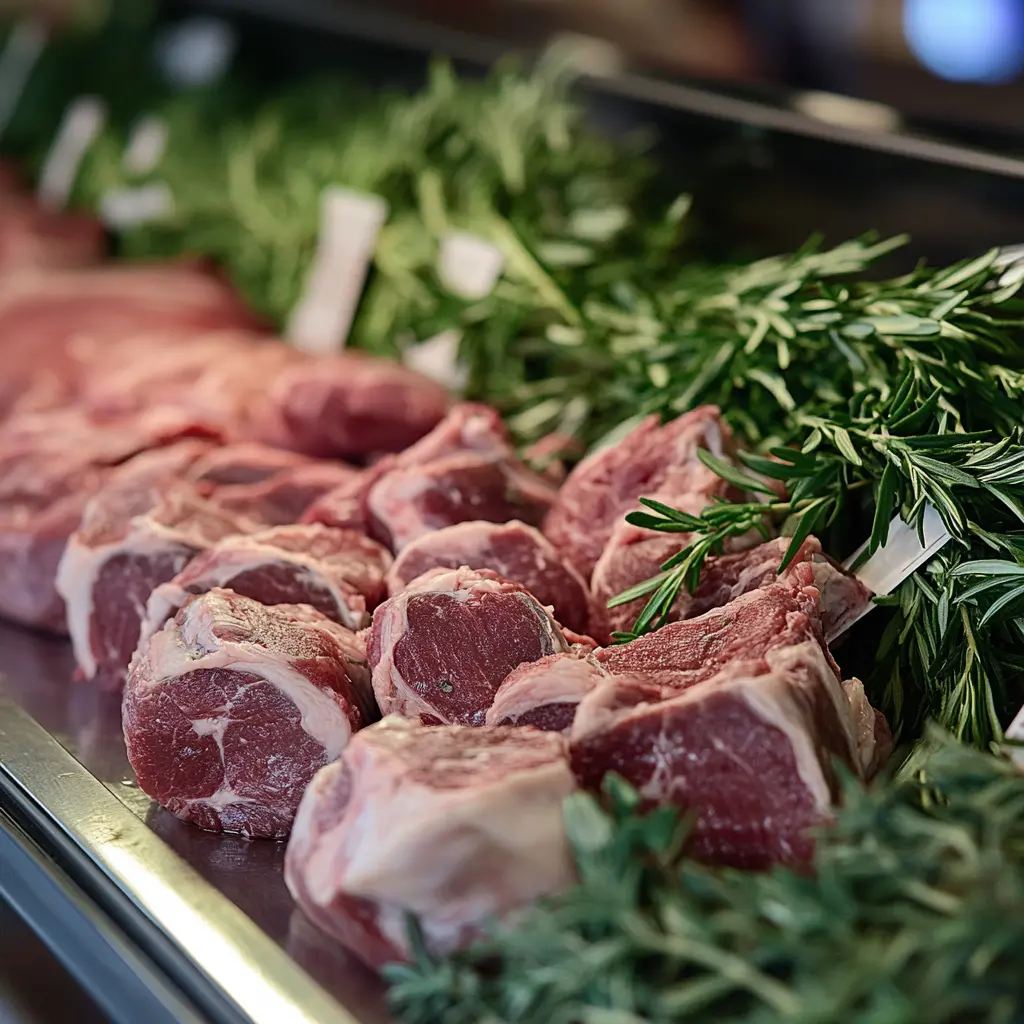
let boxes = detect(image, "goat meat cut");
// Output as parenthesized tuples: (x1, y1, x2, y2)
(369, 566, 568, 726)
(302, 403, 514, 534)
(124, 589, 373, 838)
(57, 455, 253, 690)
(367, 453, 557, 552)
(570, 641, 862, 869)
(543, 406, 729, 580)
(597, 562, 836, 686)
(0, 412, 218, 632)
(485, 648, 607, 733)
(387, 520, 590, 634)
(141, 524, 392, 645)
(284, 716, 576, 968)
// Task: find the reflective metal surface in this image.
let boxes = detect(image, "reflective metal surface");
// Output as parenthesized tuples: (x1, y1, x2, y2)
(0, 623, 388, 1024)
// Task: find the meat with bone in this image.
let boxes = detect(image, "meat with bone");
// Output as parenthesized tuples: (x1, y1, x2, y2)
(209, 463, 361, 528)
(57, 456, 254, 690)
(185, 442, 318, 486)
(387, 520, 591, 634)
(0, 262, 261, 419)
(485, 648, 608, 732)
(369, 566, 568, 726)
(124, 589, 373, 838)
(141, 524, 392, 646)
(588, 492, 710, 644)
(255, 350, 451, 460)
(597, 562, 838, 686)
(0, 411, 220, 633)
(591, 533, 873, 646)
(284, 716, 576, 968)
(841, 677, 893, 780)
(303, 402, 514, 534)
(367, 453, 558, 552)
(570, 641, 862, 869)
(543, 406, 730, 580)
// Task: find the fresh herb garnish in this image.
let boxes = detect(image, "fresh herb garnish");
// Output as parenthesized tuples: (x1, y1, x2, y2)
(387, 730, 1024, 1024)
(610, 246, 1024, 746)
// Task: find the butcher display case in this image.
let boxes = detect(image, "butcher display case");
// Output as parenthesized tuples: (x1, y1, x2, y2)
(3, 4, 1024, 1023)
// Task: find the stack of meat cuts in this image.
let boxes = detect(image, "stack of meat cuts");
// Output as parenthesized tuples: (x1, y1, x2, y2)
(0, 163, 887, 975)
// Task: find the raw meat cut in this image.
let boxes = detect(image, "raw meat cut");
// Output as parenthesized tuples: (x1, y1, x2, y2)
(57, 460, 253, 690)
(284, 716, 576, 967)
(210, 463, 361, 527)
(485, 649, 607, 732)
(367, 453, 558, 552)
(124, 589, 373, 838)
(387, 520, 590, 634)
(523, 432, 584, 484)
(0, 410, 220, 632)
(591, 533, 873, 646)
(141, 524, 392, 646)
(185, 442, 317, 486)
(302, 402, 513, 533)
(588, 492, 710, 644)
(841, 677, 893, 779)
(570, 641, 862, 869)
(544, 406, 730, 580)
(598, 563, 836, 687)
(0, 262, 261, 419)
(369, 567, 568, 726)
(257, 350, 450, 460)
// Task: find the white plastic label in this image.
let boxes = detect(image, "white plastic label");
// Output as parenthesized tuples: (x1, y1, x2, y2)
(0, 19, 46, 143)
(99, 183, 174, 229)
(437, 231, 505, 300)
(403, 329, 468, 390)
(831, 505, 953, 640)
(1005, 705, 1024, 765)
(402, 231, 504, 388)
(123, 115, 169, 176)
(287, 187, 389, 355)
(37, 96, 106, 211)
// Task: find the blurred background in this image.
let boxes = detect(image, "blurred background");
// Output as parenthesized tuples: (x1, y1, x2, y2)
(4, 0, 1024, 139)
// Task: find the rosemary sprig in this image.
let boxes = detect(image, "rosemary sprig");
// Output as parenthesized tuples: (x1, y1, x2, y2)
(387, 729, 1024, 1024)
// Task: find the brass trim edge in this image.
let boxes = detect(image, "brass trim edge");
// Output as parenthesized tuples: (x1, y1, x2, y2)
(0, 697, 360, 1024)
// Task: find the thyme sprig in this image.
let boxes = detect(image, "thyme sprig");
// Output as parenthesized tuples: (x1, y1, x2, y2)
(387, 730, 1024, 1024)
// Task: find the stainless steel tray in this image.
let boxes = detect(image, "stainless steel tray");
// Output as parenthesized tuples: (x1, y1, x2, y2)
(0, 622, 388, 1024)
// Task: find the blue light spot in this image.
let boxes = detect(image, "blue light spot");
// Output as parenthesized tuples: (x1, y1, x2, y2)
(904, 0, 1024, 83)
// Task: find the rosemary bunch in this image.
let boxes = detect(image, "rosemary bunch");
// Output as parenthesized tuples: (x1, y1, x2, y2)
(606, 246, 1024, 746)
(387, 730, 1024, 1024)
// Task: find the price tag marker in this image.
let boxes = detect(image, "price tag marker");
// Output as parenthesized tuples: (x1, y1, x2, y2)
(124, 115, 169, 176)
(0, 19, 46, 143)
(437, 231, 505, 300)
(404, 232, 505, 388)
(38, 96, 106, 211)
(287, 187, 389, 355)
(99, 183, 174, 229)
(829, 505, 953, 641)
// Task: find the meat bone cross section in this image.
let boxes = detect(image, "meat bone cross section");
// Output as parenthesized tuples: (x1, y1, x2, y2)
(485, 648, 608, 733)
(124, 588, 373, 839)
(597, 561, 838, 686)
(369, 566, 570, 726)
(387, 519, 591, 634)
(57, 445, 257, 691)
(569, 640, 863, 870)
(543, 405, 731, 581)
(284, 716, 577, 968)
(140, 523, 393, 648)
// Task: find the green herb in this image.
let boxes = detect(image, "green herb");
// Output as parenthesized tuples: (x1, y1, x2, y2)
(609, 246, 1024, 746)
(387, 729, 1024, 1024)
